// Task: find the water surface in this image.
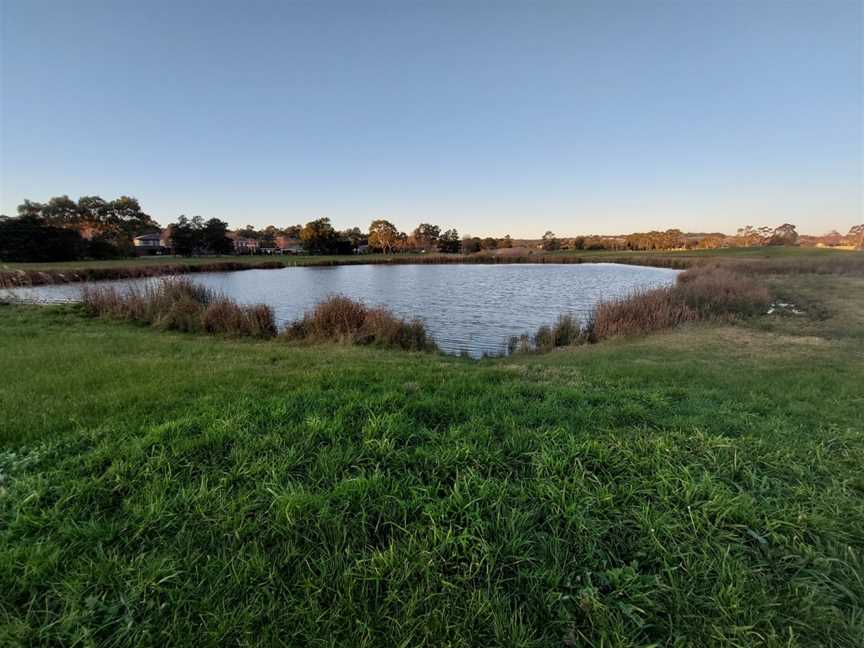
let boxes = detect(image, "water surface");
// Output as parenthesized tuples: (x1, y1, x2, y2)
(7, 263, 678, 357)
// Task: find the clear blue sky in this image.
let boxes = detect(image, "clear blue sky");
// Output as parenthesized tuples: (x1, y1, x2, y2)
(1, 0, 861, 236)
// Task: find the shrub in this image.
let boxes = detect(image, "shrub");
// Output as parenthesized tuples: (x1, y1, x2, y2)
(282, 295, 434, 351)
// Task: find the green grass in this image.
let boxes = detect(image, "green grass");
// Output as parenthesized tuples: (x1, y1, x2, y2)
(1, 272, 862, 646)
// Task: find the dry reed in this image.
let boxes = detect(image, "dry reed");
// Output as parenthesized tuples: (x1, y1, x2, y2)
(282, 295, 434, 351)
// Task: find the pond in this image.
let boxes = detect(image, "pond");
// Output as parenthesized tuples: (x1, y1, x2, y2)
(7, 263, 679, 357)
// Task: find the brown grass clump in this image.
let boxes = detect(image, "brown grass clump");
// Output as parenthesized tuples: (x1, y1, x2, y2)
(282, 295, 434, 351)
(508, 313, 588, 354)
(591, 266, 770, 341)
(81, 278, 276, 337)
(591, 288, 699, 340)
(675, 264, 770, 317)
(515, 264, 775, 353)
(202, 299, 277, 337)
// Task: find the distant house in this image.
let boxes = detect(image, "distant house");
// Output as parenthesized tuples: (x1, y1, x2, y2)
(228, 232, 259, 254)
(275, 236, 304, 255)
(355, 244, 370, 254)
(133, 232, 169, 256)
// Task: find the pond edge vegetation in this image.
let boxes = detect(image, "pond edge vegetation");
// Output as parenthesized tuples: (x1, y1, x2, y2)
(509, 265, 771, 354)
(80, 280, 434, 352)
(74, 262, 793, 355)
(3, 250, 862, 289)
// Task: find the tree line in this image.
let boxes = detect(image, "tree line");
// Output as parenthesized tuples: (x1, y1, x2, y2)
(0, 196, 159, 261)
(2, 194, 861, 262)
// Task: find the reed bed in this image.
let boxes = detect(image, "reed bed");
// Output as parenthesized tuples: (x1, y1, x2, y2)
(515, 264, 773, 353)
(282, 294, 434, 351)
(80, 280, 434, 351)
(81, 278, 277, 338)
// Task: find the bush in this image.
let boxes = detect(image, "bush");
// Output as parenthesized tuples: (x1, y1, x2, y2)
(282, 295, 434, 351)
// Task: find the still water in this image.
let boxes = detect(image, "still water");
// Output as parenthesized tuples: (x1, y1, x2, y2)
(8, 264, 679, 357)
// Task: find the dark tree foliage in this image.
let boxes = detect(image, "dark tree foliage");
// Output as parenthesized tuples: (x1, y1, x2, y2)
(0, 215, 86, 261)
(202, 218, 232, 254)
(300, 218, 340, 254)
(412, 223, 441, 250)
(341, 227, 367, 248)
(768, 223, 799, 246)
(10, 195, 160, 258)
(437, 229, 460, 253)
(168, 216, 206, 256)
(461, 236, 482, 254)
(541, 231, 560, 251)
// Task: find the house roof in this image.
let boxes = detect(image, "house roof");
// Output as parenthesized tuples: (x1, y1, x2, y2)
(134, 232, 162, 242)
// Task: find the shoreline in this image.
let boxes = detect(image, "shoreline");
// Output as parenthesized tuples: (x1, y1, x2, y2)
(0, 254, 699, 288)
(1, 248, 859, 288)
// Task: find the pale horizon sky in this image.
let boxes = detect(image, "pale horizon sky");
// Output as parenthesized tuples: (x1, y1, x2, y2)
(1, 0, 862, 237)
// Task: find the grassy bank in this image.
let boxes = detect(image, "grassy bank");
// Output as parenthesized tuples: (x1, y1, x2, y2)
(3, 246, 860, 287)
(1, 268, 862, 646)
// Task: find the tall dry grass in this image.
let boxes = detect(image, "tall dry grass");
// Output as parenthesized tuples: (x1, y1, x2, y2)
(81, 278, 276, 337)
(515, 264, 773, 353)
(590, 289, 699, 340)
(715, 255, 864, 276)
(282, 295, 434, 351)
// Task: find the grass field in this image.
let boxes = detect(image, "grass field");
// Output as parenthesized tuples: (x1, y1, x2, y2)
(1, 262, 862, 646)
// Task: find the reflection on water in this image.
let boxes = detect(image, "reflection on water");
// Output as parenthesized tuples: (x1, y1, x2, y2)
(7, 263, 679, 357)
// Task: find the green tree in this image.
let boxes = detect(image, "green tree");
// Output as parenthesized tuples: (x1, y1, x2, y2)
(203, 218, 232, 254)
(461, 236, 482, 254)
(768, 223, 798, 246)
(301, 217, 338, 254)
(169, 215, 206, 255)
(237, 225, 259, 239)
(368, 219, 400, 254)
(542, 231, 560, 251)
(437, 229, 460, 253)
(0, 214, 85, 261)
(412, 223, 441, 250)
(283, 224, 302, 239)
(41, 195, 80, 226)
(341, 227, 366, 248)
